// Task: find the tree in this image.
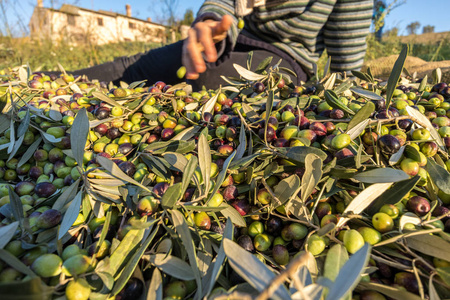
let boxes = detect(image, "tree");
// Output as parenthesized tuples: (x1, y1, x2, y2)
(406, 21, 421, 35)
(180, 9, 194, 26)
(422, 25, 435, 34)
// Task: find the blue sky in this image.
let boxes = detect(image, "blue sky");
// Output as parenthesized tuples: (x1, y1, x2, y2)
(4, 0, 450, 36)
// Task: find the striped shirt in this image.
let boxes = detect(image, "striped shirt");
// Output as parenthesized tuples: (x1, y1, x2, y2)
(196, 0, 374, 74)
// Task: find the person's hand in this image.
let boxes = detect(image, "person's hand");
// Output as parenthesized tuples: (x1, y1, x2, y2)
(182, 15, 233, 80)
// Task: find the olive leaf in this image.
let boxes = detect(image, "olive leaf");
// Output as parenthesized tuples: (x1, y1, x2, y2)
(108, 224, 146, 276)
(111, 225, 157, 296)
(223, 238, 291, 300)
(389, 145, 406, 166)
(351, 70, 372, 83)
(326, 243, 371, 300)
(202, 218, 234, 298)
(324, 244, 348, 281)
(58, 190, 82, 239)
(52, 179, 80, 212)
(235, 122, 247, 160)
(406, 234, 450, 262)
(0, 277, 54, 300)
(432, 67, 442, 84)
(284, 146, 327, 164)
(147, 268, 163, 300)
(200, 87, 221, 117)
(233, 63, 267, 81)
(70, 107, 89, 167)
(0, 221, 19, 249)
(198, 133, 211, 195)
(354, 168, 409, 183)
(347, 119, 370, 140)
(336, 182, 393, 228)
(255, 56, 273, 74)
(385, 45, 408, 110)
(220, 204, 246, 227)
(273, 174, 301, 207)
(145, 140, 196, 154)
(161, 183, 182, 209)
(334, 81, 353, 95)
(171, 210, 202, 296)
(181, 155, 198, 198)
(96, 156, 151, 192)
(418, 75, 428, 92)
(206, 151, 236, 204)
(7, 186, 24, 229)
(426, 158, 450, 194)
(347, 101, 375, 131)
(367, 176, 420, 214)
(324, 90, 355, 115)
(92, 91, 126, 109)
(17, 137, 42, 168)
(358, 282, 422, 300)
(301, 154, 322, 203)
(350, 87, 383, 101)
(405, 106, 445, 151)
(0, 249, 37, 278)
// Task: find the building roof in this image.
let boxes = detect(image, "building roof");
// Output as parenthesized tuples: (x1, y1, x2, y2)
(36, 4, 167, 28)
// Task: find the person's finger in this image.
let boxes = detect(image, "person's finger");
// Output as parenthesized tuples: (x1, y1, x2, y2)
(194, 22, 217, 62)
(182, 42, 199, 80)
(184, 30, 206, 79)
(210, 15, 233, 41)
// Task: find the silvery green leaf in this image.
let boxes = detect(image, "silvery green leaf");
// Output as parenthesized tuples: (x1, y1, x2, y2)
(399, 212, 422, 232)
(350, 87, 384, 100)
(200, 86, 221, 117)
(418, 75, 428, 92)
(223, 238, 291, 300)
(354, 168, 409, 183)
(18, 67, 27, 83)
(336, 183, 393, 228)
(301, 154, 322, 203)
(385, 45, 408, 109)
(347, 119, 370, 140)
(171, 210, 202, 295)
(389, 145, 405, 165)
(0, 221, 19, 249)
(326, 243, 371, 300)
(291, 284, 324, 300)
(202, 218, 233, 298)
(92, 91, 126, 109)
(17, 137, 42, 168)
(70, 107, 89, 167)
(324, 244, 348, 282)
(147, 268, 163, 300)
(432, 67, 442, 84)
(233, 64, 267, 81)
(406, 234, 450, 262)
(358, 282, 422, 300)
(58, 190, 82, 239)
(198, 133, 211, 195)
(426, 158, 450, 194)
(405, 106, 445, 151)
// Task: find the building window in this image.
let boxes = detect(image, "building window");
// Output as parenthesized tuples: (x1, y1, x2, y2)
(97, 18, 103, 26)
(129, 22, 136, 29)
(67, 15, 75, 26)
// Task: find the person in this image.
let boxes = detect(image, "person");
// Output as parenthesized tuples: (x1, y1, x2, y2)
(373, 0, 386, 41)
(74, 0, 374, 90)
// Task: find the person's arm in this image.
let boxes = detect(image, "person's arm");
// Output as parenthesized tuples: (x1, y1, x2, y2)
(183, 1, 240, 79)
(323, 0, 374, 74)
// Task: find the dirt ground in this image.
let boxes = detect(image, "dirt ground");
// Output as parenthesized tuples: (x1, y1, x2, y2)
(362, 55, 450, 82)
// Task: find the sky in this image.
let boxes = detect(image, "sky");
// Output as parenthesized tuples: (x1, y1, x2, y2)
(3, 0, 450, 37)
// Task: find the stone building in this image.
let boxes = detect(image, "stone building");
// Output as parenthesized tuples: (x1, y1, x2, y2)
(29, 1, 168, 45)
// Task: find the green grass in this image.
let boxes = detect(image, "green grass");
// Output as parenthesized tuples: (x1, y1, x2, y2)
(0, 37, 162, 72)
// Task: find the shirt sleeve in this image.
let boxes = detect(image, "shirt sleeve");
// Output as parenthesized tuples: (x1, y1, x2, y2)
(194, 0, 240, 58)
(323, 0, 373, 73)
